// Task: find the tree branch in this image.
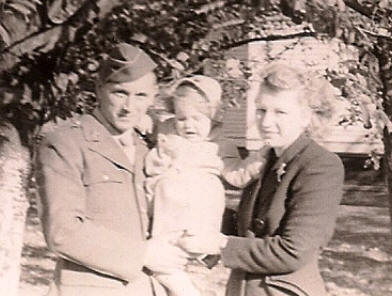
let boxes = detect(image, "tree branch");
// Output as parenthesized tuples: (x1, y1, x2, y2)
(222, 29, 316, 50)
(343, 0, 382, 19)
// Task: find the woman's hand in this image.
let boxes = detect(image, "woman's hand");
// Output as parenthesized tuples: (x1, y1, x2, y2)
(178, 231, 228, 255)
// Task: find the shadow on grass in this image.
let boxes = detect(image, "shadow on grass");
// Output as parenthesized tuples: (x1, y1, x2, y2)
(20, 263, 53, 286)
(321, 248, 392, 296)
(22, 245, 56, 261)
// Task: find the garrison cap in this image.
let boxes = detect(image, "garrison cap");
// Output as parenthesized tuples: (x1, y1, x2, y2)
(98, 43, 157, 84)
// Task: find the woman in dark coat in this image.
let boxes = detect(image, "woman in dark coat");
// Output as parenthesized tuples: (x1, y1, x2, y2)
(180, 64, 345, 296)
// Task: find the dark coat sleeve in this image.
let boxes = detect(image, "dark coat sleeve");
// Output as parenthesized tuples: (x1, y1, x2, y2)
(221, 152, 344, 274)
(36, 131, 147, 282)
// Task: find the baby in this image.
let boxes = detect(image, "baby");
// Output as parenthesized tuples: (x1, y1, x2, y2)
(144, 75, 266, 296)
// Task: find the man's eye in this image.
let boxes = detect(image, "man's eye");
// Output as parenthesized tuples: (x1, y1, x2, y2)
(135, 92, 148, 97)
(256, 109, 266, 117)
(276, 110, 287, 115)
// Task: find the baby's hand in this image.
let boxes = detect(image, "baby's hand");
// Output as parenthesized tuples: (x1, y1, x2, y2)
(247, 160, 265, 178)
(157, 134, 188, 160)
(178, 231, 227, 255)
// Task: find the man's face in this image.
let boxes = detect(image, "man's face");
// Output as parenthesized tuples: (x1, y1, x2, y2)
(96, 72, 157, 134)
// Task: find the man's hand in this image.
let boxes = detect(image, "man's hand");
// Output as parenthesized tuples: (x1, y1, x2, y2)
(178, 232, 228, 255)
(144, 231, 189, 274)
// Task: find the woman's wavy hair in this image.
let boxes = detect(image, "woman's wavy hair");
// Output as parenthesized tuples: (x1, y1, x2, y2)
(256, 63, 337, 138)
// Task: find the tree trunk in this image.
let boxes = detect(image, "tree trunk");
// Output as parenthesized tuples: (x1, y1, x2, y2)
(376, 39, 392, 231)
(0, 124, 30, 296)
(383, 130, 392, 230)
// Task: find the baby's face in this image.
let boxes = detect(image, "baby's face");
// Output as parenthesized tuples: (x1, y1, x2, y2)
(174, 103, 212, 142)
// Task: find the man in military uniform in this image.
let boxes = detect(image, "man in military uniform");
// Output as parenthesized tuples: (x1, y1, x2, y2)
(37, 43, 188, 296)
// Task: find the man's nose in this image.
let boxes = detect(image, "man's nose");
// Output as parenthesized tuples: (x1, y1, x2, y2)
(123, 96, 134, 111)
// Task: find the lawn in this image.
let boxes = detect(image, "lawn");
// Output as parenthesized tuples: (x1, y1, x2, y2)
(18, 190, 392, 296)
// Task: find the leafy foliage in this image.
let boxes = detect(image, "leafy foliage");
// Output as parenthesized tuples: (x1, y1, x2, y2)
(0, 0, 391, 149)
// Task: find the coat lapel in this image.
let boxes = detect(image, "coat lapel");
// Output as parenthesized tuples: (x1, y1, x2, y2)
(80, 113, 151, 237)
(133, 136, 150, 236)
(81, 114, 135, 173)
(253, 134, 312, 220)
(271, 133, 311, 173)
(240, 134, 312, 235)
(237, 179, 261, 236)
(237, 148, 275, 236)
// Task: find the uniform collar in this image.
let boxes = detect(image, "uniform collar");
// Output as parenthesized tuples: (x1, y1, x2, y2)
(78, 112, 148, 173)
(93, 108, 129, 137)
(81, 109, 147, 147)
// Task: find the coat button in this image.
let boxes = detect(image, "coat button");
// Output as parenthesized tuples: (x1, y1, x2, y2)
(103, 175, 109, 181)
(253, 218, 265, 231)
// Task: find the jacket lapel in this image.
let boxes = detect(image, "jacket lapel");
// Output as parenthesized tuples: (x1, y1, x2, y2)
(237, 179, 261, 236)
(80, 113, 151, 237)
(81, 114, 135, 173)
(133, 136, 150, 236)
(236, 148, 274, 235)
(240, 134, 312, 235)
(271, 133, 311, 173)
(253, 134, 312, 219)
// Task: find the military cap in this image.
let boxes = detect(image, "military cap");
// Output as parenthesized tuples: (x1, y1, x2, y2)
(98, 43, 157, 84)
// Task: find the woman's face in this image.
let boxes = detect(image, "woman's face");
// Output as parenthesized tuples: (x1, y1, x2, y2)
(255, 87, 311, 155)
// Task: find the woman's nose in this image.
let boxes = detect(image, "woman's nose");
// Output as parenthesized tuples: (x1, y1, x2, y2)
(260, 111, 274, 127)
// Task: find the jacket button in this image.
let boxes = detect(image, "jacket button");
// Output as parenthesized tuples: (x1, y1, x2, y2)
(253, 218, 265, 231)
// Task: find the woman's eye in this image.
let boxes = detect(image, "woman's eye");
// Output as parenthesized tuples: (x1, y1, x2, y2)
(113, 91, 128, 98)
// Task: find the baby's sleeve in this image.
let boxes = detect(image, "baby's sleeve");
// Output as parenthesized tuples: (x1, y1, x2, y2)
(144, 146, 172, 177)
(218, 141, 267, 188)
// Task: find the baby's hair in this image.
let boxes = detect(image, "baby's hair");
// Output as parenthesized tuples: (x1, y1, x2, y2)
(164, 82, 206, 115)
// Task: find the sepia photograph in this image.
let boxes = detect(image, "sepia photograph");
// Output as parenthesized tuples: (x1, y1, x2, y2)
(0, 1, 392, 296)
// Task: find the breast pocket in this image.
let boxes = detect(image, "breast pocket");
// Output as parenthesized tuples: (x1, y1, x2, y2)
(82, 167, 128, 217)
(83, 168, 125, 186)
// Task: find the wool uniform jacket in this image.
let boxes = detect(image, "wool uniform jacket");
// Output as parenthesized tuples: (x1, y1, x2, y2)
(221, 134, 344, 296)
(36, 112, 166, 296)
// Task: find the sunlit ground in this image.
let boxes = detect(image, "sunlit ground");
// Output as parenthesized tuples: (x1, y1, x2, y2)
(19, 193, 392, 296)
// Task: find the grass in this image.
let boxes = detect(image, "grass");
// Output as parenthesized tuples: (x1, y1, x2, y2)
(18, 190, 392, 296)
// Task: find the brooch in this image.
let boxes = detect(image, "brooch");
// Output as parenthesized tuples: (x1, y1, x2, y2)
(276, 163, 287, 182)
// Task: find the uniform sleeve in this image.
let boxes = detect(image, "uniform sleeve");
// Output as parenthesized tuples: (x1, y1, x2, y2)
(36, 133, 147, 282)
(221, 153, 344, 274)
